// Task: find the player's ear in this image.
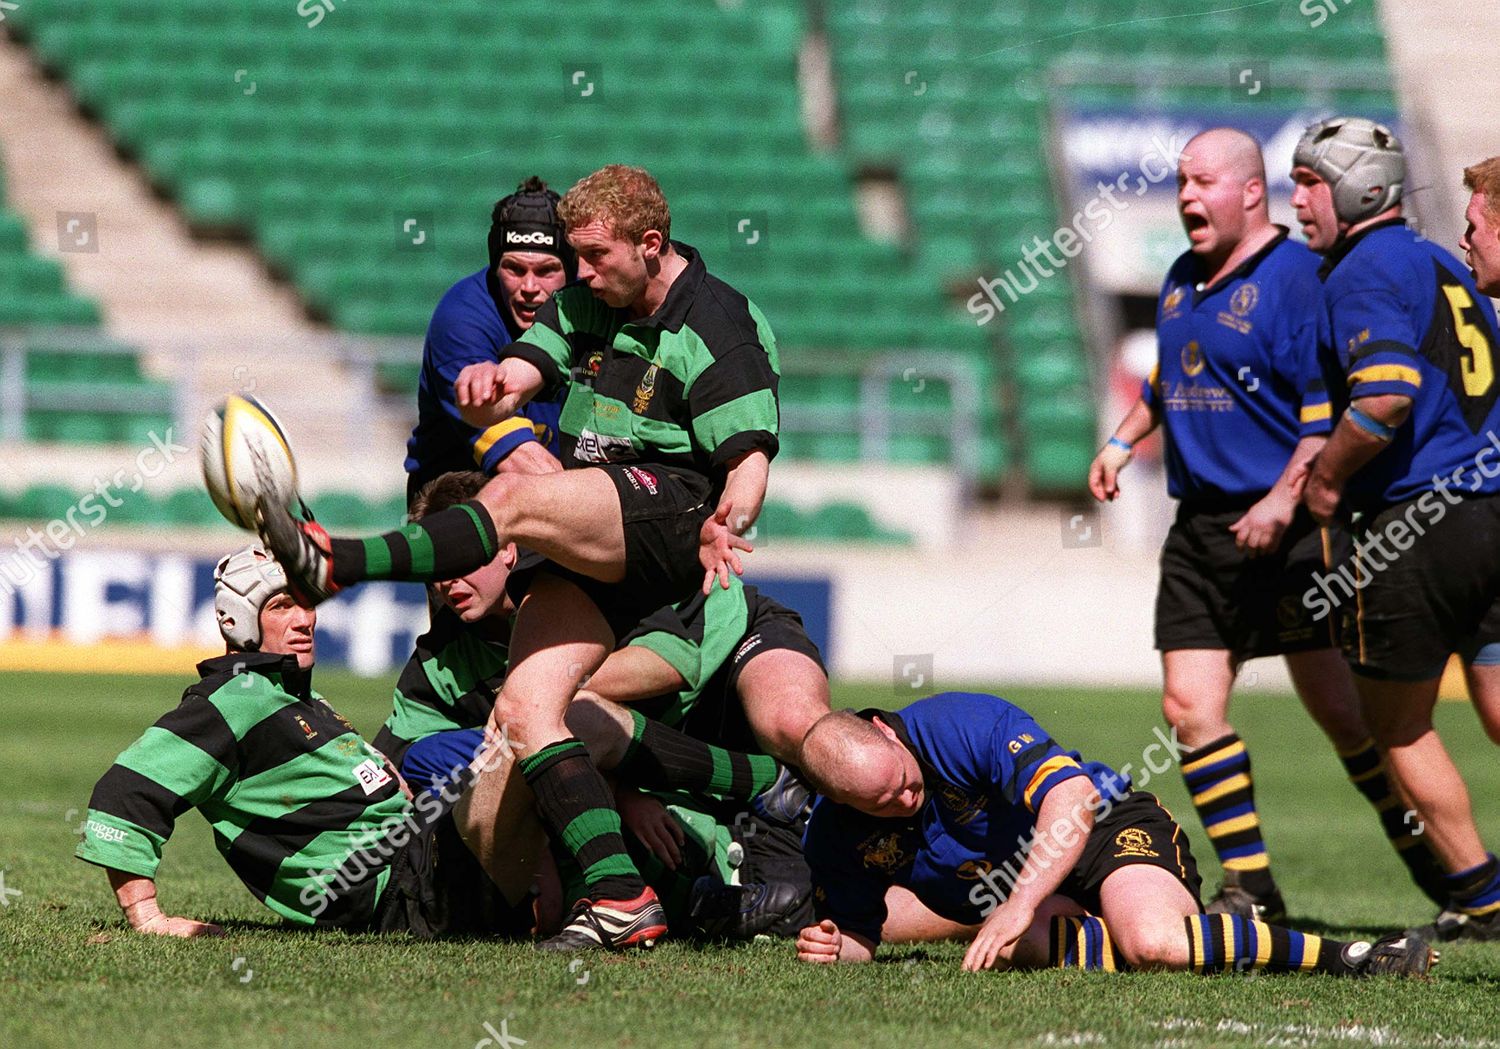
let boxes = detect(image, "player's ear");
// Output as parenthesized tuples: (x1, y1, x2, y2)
(638, 228, 664, 260)
(501, 542, 518, 569)
(870, 717, 900, 746)
(1243, 176, 1266, 213)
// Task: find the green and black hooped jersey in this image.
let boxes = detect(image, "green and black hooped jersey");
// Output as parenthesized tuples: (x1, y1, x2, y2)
(75, 653, 410, 928)
(504, 242, 781, 497)
(371, 605, 509, 768)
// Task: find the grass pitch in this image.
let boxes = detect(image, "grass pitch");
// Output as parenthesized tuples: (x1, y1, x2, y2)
(3, 671, 1499, 1048)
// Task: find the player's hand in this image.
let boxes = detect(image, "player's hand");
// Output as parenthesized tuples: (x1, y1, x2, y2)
(1303, 469, 1343, 527)
(699, 502, 754, 595)
(617, 788, 685, 870)
(1088, 442, 1133, 502)
(136, 914, 225, 938)
(961, 901, 1034, 972)
(1229, 490, 1296, 557)
(455, 359, 543, 428)
(796, 919, 843, 963)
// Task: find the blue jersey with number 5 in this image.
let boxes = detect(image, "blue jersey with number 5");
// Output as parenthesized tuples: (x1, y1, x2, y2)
(1321, 220, 1500, 509)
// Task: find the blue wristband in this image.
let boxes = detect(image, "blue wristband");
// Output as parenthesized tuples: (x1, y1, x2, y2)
(1346, 406, 1395, 442)
(1106, 436, 1133, 453)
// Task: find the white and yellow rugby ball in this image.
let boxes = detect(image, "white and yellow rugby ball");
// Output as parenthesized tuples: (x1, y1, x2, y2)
(201, 394, 299, 530)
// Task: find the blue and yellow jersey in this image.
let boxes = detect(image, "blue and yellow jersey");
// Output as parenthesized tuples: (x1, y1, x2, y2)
(404, 268, 563, 493)
(1143, 230, 1335, 501)
(802, 692, 1124, 946)
(1320, 220, 1500, 509)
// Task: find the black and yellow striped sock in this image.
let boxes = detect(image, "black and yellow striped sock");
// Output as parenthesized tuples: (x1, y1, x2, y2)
(1337, 738, 1448, 906)
(329, 500, 498, 585)
(1181, 732, 1274, 892)
(617, 708, 781, 801)
(520, 738, 644, 902)
(1185, 913, 1354, 974)
(1049, 915, 1121, 971)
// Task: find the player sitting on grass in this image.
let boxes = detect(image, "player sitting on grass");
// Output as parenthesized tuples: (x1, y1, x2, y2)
(793, 692, 1435, 977)
(74, 545, 526, 938)
(257, 163, 781, 951)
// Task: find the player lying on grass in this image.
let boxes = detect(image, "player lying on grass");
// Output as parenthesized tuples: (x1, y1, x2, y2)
(257, 164, 781, 950)
(793, 692, 1436, 977)
(75, 545, 802, 940)
(1292, 120, 1500, 944)
(1089, 127, 1448, 922)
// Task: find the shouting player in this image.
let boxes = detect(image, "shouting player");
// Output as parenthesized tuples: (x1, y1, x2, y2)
(1088, 127, 1445, 920)
(1293, 118, 1500, 942)
(257, 165, 780, 951)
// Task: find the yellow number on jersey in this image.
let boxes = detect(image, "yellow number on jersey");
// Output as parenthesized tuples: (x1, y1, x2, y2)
(1443, 283, 1495, 398)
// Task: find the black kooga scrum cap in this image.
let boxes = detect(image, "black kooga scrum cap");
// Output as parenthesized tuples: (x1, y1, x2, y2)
(488, 176, 576, 279)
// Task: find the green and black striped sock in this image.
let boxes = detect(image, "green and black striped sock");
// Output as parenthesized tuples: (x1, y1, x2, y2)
(329, 500, 498, 585)
(618, 708, 781, 801)
(520, 738, 644, 902)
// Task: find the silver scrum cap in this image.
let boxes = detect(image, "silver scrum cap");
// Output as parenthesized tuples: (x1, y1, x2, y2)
(1293, 116, 1405, 224)
(213, 545, 287, 650)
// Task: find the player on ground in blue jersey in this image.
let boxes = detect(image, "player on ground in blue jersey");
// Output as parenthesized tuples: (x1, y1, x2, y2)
(403, 177, 572, 503)
(1292, 118, 1500, 943)
(792, 694, 1434, 976)
(1088, 128, 1445, 922)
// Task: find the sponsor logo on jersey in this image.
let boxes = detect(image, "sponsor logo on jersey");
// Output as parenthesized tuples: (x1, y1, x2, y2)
(353, 758, 393, 796)
(294, 714, 318, 741)
(1113, 827, 1159, 859)
(733, 633, 764, 664)
(1007, 732, 1036, 755)
(505, 230, 555, 247)
(632, 363, 659, 414)
(624, 467, 659, 495)
(574, 429, 634, 463)
(86, 820, 128, 844)
(954, 859, 994, 881)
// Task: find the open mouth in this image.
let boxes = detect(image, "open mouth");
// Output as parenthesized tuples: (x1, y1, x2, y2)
(1183, 212, 1209, 236)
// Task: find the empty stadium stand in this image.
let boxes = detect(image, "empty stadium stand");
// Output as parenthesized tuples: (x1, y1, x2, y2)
(3, 0, 1396, 491)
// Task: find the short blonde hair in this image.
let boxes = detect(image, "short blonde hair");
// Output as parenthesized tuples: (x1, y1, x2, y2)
(1464, 157, 1500, 221)
(558, 164, 671, 243)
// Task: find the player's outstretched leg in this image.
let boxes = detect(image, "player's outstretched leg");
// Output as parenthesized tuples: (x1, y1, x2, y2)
(565, 697, 792, 809)
(1097, 865, 1435, 977)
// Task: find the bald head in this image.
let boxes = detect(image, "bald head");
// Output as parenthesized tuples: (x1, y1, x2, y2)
(1183, 127, 1268, 187)
(801, 711, 926, 817)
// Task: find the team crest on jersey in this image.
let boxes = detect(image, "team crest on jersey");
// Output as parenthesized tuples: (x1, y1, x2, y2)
(1162, 286, 1186, 319)
(937, 783, 986, 826)
(859, 831, 908, 874)
(1230, 283, 1259, 317)
(1180, 340, 1205, 377)
(293, 714, 318, 741)
(1218, 283, 1257, 335)
(586, 350, 604, 377)
(1113, 827, 1158, 859)
(632, 363, 660, 414)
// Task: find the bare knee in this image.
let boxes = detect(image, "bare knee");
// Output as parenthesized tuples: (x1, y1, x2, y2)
(477, 472, 529, 535)
(1115, 919, 1189, 971)
(1161, 690, 1226, 748)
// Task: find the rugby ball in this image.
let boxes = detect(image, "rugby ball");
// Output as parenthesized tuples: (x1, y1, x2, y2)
(201, 394, 299, 530)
